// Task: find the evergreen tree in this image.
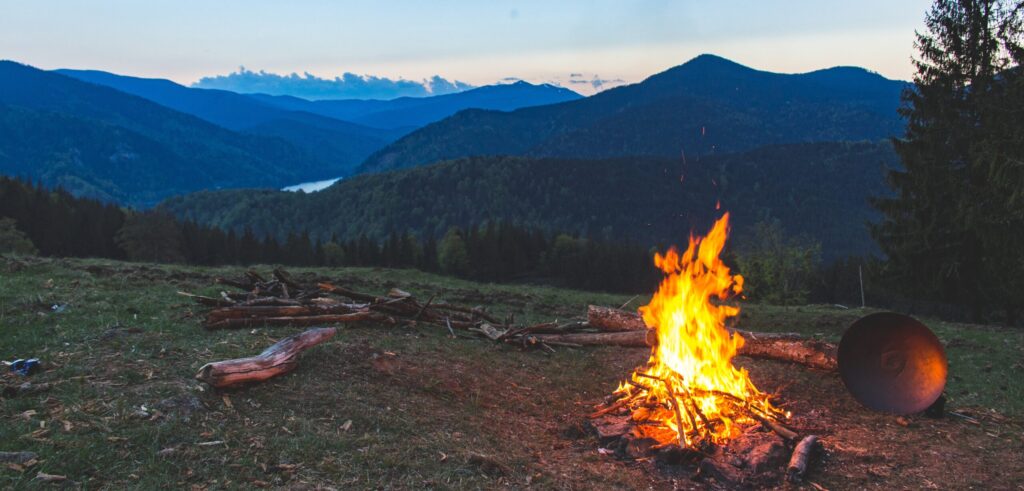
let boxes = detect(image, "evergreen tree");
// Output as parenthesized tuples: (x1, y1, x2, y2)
(735, 220, 822, 305)
(438, 227, 470, 275)
(873, 0, 1023, 320)
(115, 212, 185, 263)
(0, 217, 38, 255)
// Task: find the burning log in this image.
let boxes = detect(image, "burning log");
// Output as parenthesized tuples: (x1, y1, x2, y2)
(195, 327, 337, 388)
(786, 435, 820, 483)
(585, 305, 838, 370)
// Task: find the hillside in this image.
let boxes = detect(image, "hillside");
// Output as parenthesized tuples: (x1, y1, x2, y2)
(0, 257, 1018, 488)
(249, 81, 582, 130)
(358, 55, 907, 174)
(0, 61, 331, 206)
(56, 69, 405, 176)
(161, 141, 898, 259)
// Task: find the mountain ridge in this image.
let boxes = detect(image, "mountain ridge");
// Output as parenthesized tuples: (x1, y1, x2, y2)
(248, 80, 583, 129)
(357, 54, 908, 174)
(0, 60, 328, 206)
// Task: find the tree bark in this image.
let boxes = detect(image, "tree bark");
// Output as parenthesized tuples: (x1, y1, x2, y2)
(195, 327, 337, 387)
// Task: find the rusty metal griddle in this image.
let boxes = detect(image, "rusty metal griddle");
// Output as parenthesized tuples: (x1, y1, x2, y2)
(838, 312, 948, 415)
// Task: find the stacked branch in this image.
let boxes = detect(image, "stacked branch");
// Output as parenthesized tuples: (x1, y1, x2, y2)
(180, 270, 837, 370)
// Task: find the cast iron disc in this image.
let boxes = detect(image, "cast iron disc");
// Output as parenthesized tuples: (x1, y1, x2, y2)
(838, 312, 947, 414)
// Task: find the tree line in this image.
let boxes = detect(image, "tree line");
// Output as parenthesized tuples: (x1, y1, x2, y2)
(0, 176, 660, 292)
(1, 174, 894, 309)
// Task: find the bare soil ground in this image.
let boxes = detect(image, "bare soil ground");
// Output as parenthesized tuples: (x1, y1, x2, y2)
(1, 257, 1022, 489)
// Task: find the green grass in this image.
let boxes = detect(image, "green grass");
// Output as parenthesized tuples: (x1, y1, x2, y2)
(0, 255, 1021, 489)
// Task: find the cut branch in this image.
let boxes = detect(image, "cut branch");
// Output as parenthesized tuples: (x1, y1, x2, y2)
(787, 435, 820, 483)
(205, 312, 377, 330)
(195, 327, 337, 388)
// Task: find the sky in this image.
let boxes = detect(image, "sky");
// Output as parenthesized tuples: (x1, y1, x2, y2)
(1, 0, 934, 96)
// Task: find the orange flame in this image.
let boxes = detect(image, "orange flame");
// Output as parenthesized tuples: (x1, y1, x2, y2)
(612, 212, 783, 447)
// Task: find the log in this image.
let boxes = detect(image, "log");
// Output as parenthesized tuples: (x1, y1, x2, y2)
(195, 327, 337, 387)
(318, 282, 380, 303)
(204, 311, 377, 330)
(205, 303, 366, 320)
(738, 336, 837, 371)
(531, 330, 651, 347)
(588, 305, 648, 331)
(589, 305, 803, 338)
(584, 306, 838, 370)
(786, 435, 820, 483)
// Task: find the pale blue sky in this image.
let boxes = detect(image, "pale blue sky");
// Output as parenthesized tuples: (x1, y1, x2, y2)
(1, 0, 933, 94)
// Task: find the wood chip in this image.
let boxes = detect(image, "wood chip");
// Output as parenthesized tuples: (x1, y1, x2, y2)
(33, 472, 67, 483)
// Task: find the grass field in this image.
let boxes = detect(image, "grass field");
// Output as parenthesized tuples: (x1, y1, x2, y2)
(1, 256, 1022, 489)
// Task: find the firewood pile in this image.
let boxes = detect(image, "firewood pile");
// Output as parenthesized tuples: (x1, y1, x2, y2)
(587, 384, 821, 486)
(179, 269, 837, 369)
(179, 268, 615, 348)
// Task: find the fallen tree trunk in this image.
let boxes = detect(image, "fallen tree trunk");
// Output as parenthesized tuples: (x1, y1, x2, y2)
(195, 327, 337, 387)
(581, 306, 838, 370)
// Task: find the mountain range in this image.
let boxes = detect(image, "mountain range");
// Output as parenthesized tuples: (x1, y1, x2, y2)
(247, 81, 583, 129)
(0, 54, 910, 257)
(56, 69, 579, 177)
(0, 62, 582, 205)
(0, 61, 324, 206)
(358, 54, 907, 174)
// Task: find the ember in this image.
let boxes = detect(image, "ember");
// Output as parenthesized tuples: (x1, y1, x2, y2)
(606, 213, 789, 449)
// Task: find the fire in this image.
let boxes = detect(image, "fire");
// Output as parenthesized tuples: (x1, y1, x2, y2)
(610, 213, 785, 448)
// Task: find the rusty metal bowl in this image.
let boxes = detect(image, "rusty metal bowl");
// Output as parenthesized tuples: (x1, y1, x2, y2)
(838, 312, 947, 415)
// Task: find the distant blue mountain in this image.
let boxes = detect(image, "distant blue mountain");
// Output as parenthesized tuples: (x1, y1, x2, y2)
(0, 61, 331, 206)
(358, 54, 910, 174)
(56, 69, 406, 176)
(248, 81, 583, 129)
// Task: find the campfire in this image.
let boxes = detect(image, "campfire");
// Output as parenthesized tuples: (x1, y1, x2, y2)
(605, 213, 790, 449)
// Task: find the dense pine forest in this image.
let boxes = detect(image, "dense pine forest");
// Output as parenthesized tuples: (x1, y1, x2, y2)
(0, 176, 661, 292)
(161, 141, 898, 260)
